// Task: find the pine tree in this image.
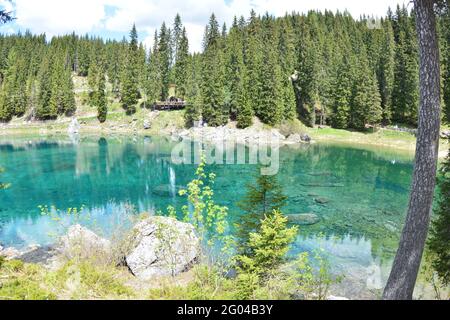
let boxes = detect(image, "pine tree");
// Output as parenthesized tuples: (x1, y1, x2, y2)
(36, 53, 55, 120)
(236, 171, 288, 256)
(277, 17, 297, 120)
(331, 55, 353, 129)
(351, 51, 383, 130)
(392, 6, 419, 126)
(97, 72, 107, 123)
(184, 54, 202, 126)
(158, 22, 172, 101)
(224, 17, 245, 122)
(147, 31, 163, 103)
(121, 24, 140, 114)
(174, 27, 189, 98)
(377, 19, 396, 124)
(257, 14, 283, 126)
(200, 14, 226, 126)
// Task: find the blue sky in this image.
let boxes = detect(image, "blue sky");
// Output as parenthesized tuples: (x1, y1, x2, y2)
(0, 0, 408, 53)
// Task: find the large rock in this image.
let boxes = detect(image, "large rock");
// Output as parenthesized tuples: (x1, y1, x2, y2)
(59, 225, 111, 263)
(286, 213, 321, 226)
(143, 120, 151, 130)
(126, 216, 200, 279)
(0, 246, 21, 260)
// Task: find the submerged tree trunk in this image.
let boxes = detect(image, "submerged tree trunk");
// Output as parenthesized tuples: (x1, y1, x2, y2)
(383, 0, 442, 300)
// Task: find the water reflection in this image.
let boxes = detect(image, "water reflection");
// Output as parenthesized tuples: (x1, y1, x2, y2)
(0, 135, 415, 297)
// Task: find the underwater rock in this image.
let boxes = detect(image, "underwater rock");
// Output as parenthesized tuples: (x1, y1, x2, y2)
(314, 197, 330, 205)
(286, 213, 321, 226)
(152, 185, 184, 197)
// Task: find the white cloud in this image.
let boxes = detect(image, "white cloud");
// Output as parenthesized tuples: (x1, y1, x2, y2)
(2, 0, 408, 52)
(12, 0, 107, 36)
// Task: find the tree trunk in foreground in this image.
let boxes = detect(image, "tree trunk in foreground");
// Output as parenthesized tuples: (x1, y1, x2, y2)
(383, 0, 442, 300)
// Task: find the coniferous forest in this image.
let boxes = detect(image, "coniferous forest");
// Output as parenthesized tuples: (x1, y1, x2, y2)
(0, 6, 449, 131)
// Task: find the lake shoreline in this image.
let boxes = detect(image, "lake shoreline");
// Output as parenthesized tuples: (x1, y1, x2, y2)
(1, 115, 448, 158)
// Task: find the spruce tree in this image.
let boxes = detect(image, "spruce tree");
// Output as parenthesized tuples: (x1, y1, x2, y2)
(97, 72, 107, 123)
(236, 171, 288, 256)
(257, 14, 283, 126)
(331, 55, 353, 129)
(158, 22, 172, 100)
(174, 27, 189, 98)
(121, 24, 140, 114)
(351, 52, 383, 130)
(277, 17, 297, 120)
(200, 14, 226, 126)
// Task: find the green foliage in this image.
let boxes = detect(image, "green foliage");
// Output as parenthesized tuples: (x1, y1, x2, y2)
(237, 210, 298, 277)
(120, 25, 140, 114)
(428, 146, 450, 285)
(47, 261, 134, 299)
(0, 260, 56, 300)
(236, 172, 287, 255)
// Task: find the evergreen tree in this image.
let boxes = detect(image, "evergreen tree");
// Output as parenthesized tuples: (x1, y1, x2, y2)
(392, 6, 419, 126)
(277, 17, 297, 120)
(96, 72, 107, 123)
(121, 24, 140, 114)
(331, 55, 353, 129)
(200, 14, 226, 126)
(184, 54, 202, 126)
(236, 171, 288, 256)
(174, 27, 189, 98)
(158, 22, 172, 100)
(351, 52, 383, 130)
(377, 19, 396, 124)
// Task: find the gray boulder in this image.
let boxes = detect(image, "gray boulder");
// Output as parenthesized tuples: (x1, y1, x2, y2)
(144, 120, 151, 130)
(300, 134, 312, 143)
(59, 225, 111, 263)
(286, 213, 321, 226)
(126, 216, 200, 279)
(286, 134, 302, 144)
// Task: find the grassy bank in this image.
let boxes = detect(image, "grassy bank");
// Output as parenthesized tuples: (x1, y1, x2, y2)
(1, 104, 448, 158)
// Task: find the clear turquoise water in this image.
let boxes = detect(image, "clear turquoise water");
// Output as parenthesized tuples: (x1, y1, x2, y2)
(0, 134, 416, 298)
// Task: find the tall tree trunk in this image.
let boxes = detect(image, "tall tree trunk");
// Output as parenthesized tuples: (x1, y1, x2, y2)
(383, 0, 442, 300)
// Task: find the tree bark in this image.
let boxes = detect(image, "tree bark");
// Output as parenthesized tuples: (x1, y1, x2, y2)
(383, 0, 442, 300)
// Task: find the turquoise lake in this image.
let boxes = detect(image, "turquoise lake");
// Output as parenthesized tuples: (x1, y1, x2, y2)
(0, 134, 417, 298)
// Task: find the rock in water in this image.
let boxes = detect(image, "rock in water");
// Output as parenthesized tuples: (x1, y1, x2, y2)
(68, 118, 80, 134)
(152, 185, 184, 197)
(126, 216, 200, 279)
(315, 197, 330, 205)
(59, 225, 111, 263)
(286, 213, 321, 226)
